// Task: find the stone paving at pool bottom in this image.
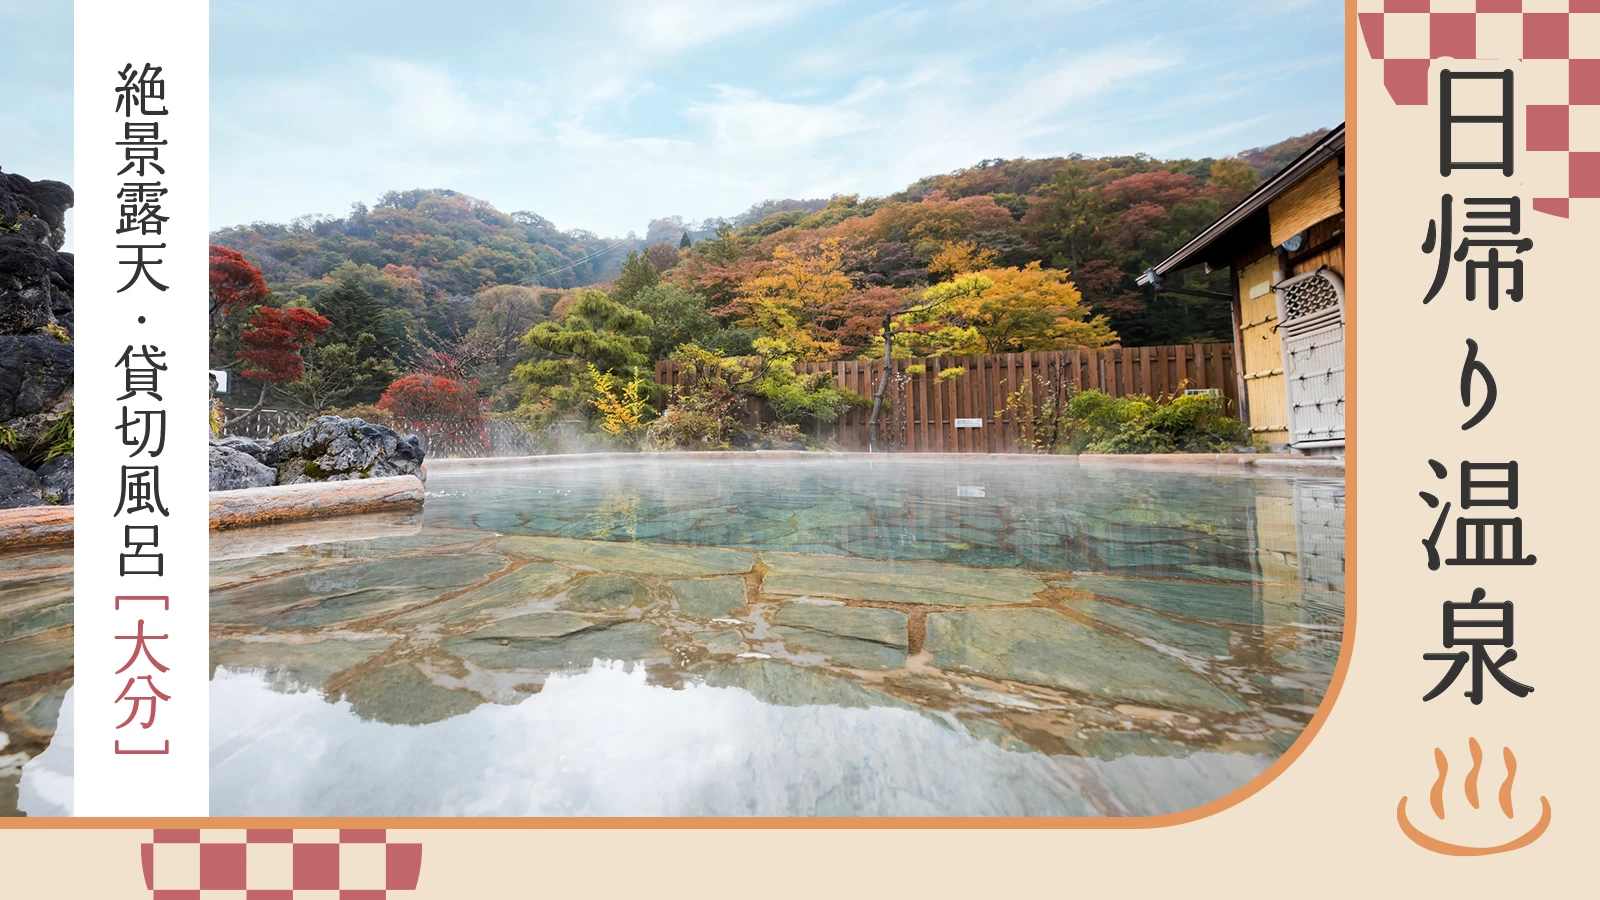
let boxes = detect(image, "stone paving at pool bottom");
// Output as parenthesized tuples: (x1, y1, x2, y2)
(196, 517, 1338, 807)
(0, 505, 1343, 816)
(0, 544, 71, 817)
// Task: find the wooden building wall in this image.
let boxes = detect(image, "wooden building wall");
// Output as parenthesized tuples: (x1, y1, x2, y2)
(1228, 154, 1345, 449)
(1236, 255, 1289, 445)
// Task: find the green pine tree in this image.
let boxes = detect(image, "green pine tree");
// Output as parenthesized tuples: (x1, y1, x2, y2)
(679, 231, 692, 249)
(314, 277, 394, 357)
(611, 250, 660, 307)
(310, 276, 400, 402)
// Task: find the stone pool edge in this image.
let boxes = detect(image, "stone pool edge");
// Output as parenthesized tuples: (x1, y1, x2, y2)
(425, 450, 1344, 474)
(2, 475, 429, 548)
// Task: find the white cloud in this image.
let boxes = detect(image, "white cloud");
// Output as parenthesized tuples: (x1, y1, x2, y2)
(1142, 114, 1273, 157)
(365, 59, 543, 146)
(612, 0, 842, 54)
(684, 85, 871, 157)
(209, 3, 1343, 238)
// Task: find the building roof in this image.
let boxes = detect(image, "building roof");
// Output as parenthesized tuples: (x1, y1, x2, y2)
(1136, 124, 1345, 286)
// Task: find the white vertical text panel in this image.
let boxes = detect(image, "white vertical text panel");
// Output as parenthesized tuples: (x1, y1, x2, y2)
(73, 0, 210, 816)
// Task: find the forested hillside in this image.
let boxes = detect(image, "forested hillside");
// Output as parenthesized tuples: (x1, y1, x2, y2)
(210, 129, 1331, 442)
(211, 189, 644, 344)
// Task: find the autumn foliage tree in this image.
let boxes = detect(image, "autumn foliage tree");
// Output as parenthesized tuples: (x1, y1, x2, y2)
(726, 237, 853, 360)
(923, 262, 1115, 355)
(228, 306, 330, 424)
(209, 245, 269, 363)
(377, 366, 489, 453)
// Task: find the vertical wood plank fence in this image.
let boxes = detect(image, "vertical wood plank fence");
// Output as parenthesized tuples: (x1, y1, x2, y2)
(655, 344, 1238, 453)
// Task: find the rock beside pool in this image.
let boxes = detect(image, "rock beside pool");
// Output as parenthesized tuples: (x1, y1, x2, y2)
(214, 434, 272, 462)
(35, 454, 71, 505)
(1, 169, 74, 252)
(0, 334, 74, 443)
(209, 442, 277, 491)
(264, 415, 425, 485)
(0, 450, 43, 509)
(0, 171, 77, 524)
(0, 237, 72, 333)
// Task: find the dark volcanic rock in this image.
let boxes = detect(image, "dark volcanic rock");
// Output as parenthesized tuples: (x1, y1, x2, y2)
(0, 170, 74, 335)
(0, 169, 76, 505)
(0, 236, 67, 334)
(265, 416, 425, 484)
(0, 450, 43, 509)
(49, 251, 73, 332)
(215, 435, 271, 462)
(210, 443, 278, 491)
(36, 454, 72, 505)
(0, 333, 73, 422)
(0, 170, 74, 252)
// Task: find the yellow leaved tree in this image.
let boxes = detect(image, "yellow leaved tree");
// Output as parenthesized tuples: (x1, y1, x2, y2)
(586, 362, 654, 438)
(927, 239, 999, 281)
(735, 237, 852, 361)
(906, 262, 1116, 355)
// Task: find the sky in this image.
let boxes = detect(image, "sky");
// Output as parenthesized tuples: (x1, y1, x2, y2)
(0, 2, 73, 246)
(2, 1, 1345, 242)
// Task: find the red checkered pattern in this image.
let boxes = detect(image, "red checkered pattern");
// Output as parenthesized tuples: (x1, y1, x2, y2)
(139, 829, 422, 899)
(1358, 0, 1600, 217)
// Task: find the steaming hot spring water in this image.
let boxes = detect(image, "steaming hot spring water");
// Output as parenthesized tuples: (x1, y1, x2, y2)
(6, 456, 1343, 817)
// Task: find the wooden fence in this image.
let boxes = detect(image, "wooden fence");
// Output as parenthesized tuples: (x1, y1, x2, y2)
(654, 344, 1238, 453)
(220, 407, 313, 440)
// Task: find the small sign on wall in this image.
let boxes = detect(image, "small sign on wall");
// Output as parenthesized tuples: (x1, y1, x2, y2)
(954, 418, 983, 428)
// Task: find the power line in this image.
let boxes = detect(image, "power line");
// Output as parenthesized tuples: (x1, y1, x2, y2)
(515, 236, 638, 287)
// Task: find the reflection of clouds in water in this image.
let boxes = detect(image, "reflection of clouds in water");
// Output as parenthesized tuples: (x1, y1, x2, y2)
(209, 664, 1270, 817)
(17, 688, 72, 817)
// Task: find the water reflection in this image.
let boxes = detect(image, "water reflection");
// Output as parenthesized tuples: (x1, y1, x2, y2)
(209, 663, 1270, 817)
(14, 687, 71, 817)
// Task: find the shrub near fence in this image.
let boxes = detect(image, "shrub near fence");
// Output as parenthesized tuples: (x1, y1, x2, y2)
(655, 344, 1239, 453)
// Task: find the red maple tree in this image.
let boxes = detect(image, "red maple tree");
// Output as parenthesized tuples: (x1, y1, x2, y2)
(210, 245, 271, 372)
(226, 307, 330, 425)
(210, 245, 269, 321)
(378, 372, 489, 454)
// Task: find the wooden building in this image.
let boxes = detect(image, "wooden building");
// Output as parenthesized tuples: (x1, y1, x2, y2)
(1137, 125, 1345, 455)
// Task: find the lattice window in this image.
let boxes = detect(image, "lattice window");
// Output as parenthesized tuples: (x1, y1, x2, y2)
(1279, 269, 1342, 326)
